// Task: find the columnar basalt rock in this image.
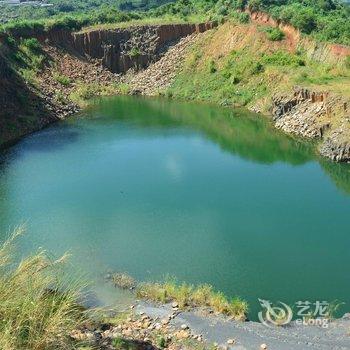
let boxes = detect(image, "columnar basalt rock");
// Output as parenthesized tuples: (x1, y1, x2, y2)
(272, 87, 350, 162)
(70, 23, 217, 74)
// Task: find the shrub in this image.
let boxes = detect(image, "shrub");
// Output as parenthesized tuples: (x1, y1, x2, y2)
(53, 72, 71, 86)
(22, 38, 41, 52)
(157, 336, 167, 348)
(261, 50, 305, 67)
(237, 12, 250, 24)
(129, 47, 141, 58)
(264, 27, 285, 41)
(230, 11, 250, 24)
(208, 59, 217, 73)
(3, 20, 45, 37)
(250, 61, 264, 74)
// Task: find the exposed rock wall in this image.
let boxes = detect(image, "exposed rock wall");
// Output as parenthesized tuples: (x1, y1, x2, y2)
(70, 23, 217, 73)
(127, 33, 203, 95)
(272, 87, 350, 162)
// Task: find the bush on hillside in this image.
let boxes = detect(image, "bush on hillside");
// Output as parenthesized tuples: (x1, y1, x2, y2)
(263, 26, 285, 41)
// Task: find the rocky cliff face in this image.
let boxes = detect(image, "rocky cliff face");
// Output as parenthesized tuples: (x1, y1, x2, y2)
(69, 23, 216, 73)
(272, 87, 350, 162)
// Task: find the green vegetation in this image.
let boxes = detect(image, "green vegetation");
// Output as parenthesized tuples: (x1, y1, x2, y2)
(136, 278, 248, 320)
(3, 37, 47, 86)
(1, 0, 349, 46)
(149, 0, 350, 45)
(165, 21, 350, 110)
(261, 50, 305, 66)
(53, 71, 72, 86)
(129, 47, 141, 57)
(70, 82, 118, 106)
(0, 0, 172, 24)
(261, 26, 285, 41)
(0, 228, 85, 349)
(113, 337, 138, 350)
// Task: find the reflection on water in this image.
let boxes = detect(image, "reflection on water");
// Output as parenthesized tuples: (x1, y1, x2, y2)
(89, 96, 315, 165)
(0, 95, 349, 319)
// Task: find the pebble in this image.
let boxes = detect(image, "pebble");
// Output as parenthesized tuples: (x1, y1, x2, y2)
(161, 318, 170, 325)
(260, 344, 268, 350)
(227, 338, 235, 345)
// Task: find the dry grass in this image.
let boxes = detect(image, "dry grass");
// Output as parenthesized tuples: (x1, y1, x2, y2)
(136, 278, 248, 321)
(0, 227, 86, 350)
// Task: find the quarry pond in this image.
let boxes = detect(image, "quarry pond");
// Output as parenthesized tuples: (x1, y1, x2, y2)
(0, 95, 350, 319)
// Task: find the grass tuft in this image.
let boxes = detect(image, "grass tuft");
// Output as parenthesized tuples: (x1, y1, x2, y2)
(136, 278, 248, 321)
(0, 227, 85, 350)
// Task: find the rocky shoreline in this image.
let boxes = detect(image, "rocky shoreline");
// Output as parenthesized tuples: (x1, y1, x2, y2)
(271, 87, 350, 162)
(70, 299, 350, 350)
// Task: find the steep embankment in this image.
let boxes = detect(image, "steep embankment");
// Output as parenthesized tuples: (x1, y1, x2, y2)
(0, 41, 58, 147)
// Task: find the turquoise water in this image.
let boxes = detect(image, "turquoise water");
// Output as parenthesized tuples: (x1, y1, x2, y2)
(0, 95, 350, 319)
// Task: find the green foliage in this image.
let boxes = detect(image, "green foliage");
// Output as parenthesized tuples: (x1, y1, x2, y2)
(208, 59, 217, 73)
(0, 9, 142, 38)
(70, 82, 117, 106)
(267, 0, 350, 44)
(157, 336, 167, 348)
(136, 278, 248, 320)
(1, 20, 45, 37)
(112, 337, 138, 350)
(261, 50, 305, 66)
(53, 72, 72, 86)
(0, 0, 172, 25)
(117, 83, 131, 95)
(262, 26, 285, 41)
(22, 38, 41, 52)
(233, 11, 251, 23)
(129, 47, 141, 57)
(1, 0, 349, 45)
